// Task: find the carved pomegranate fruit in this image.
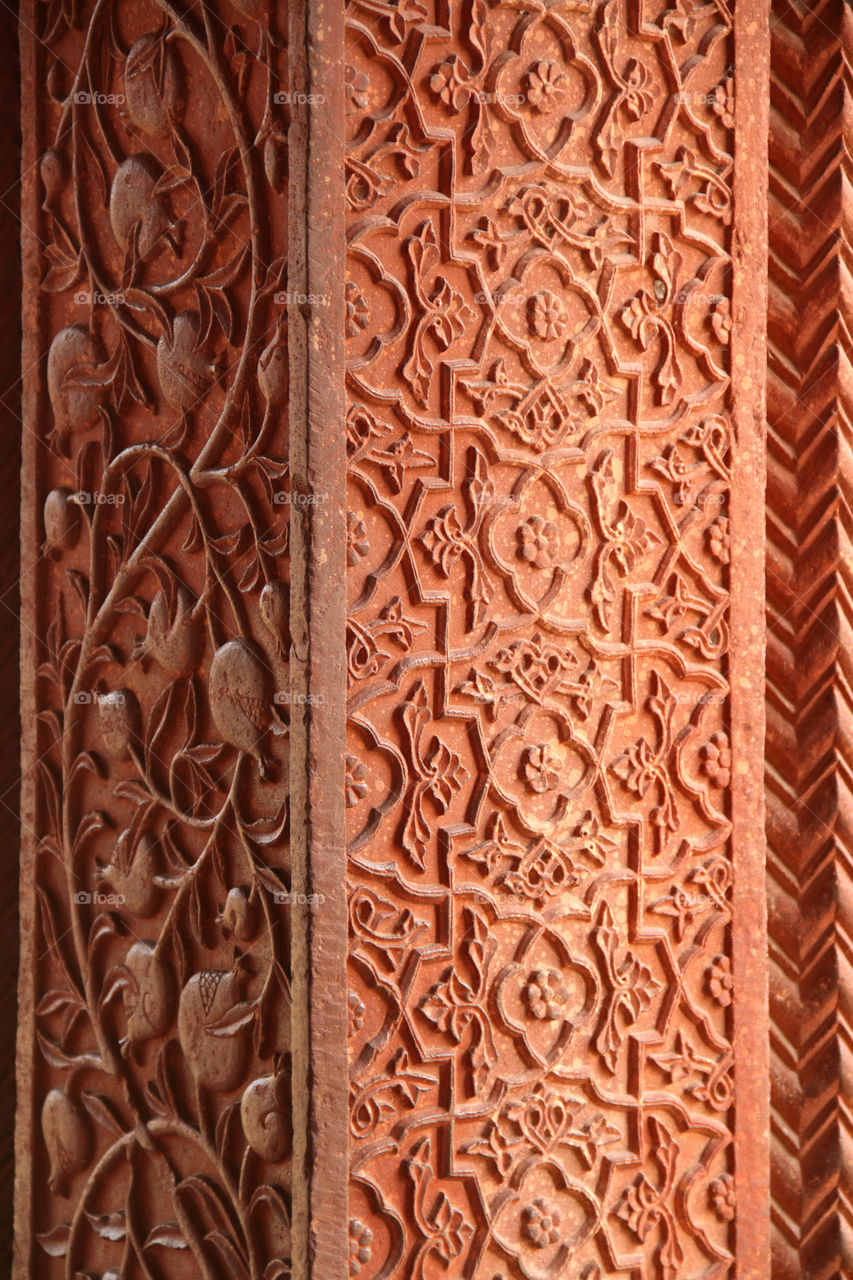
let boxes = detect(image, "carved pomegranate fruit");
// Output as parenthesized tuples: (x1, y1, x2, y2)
(109, 155, 177, 259)
(157, 311, 221, 411)
(97, 688, 141, 759)
(122, 940, 175, 1054)
(47, 326, 105, 438)
(241, 1069, 291, 1162)
(39, 148, 66, 207)
(209, 639, 273, 775)
(124, 33, 182, 137)
(43, 487, 81, 554)
(42, 1088, 93, 1195)
(178, 968, 252, 1092)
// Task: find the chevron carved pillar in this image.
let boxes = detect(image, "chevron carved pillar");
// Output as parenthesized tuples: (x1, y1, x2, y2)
(766, 2, 853, 1277)
(15, 1, 772, 1278)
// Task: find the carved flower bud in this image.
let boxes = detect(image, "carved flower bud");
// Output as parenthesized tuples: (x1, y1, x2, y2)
(123, 940, 175, 1051)
(259, 581, 288, 659)
(97, 688, 141, 760)
(97, 829, 160, 918)
(264, 133, 287, 194)
(40, 149, 66, 208)
(220, 885, 259, 941)
(241, 1069, 291, 1163)
(258, 333, 288, 407)
(178, 968, 252, 1092)
(41, 1088, 93, 1196)
(47, 326, 105, 437)
(124, 33, 182, 137)
(43, 487, 81, 554)
(156, 311, 220, 412)
(134, 586, 201, 676)
(110, 155, 173, 259)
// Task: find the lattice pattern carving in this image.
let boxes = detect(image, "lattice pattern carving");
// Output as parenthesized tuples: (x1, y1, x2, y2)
(344, 1, 740, 1275)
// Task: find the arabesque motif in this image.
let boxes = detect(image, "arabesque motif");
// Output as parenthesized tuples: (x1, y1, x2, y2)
(345, 0, 736, 1274)
(22, 2, 292, 1276)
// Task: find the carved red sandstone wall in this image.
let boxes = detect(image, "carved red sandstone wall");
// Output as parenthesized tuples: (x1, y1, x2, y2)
(16, 3, 292, 1277)
(14, 1, 772, 1278)
(343, 0, 768, 1276)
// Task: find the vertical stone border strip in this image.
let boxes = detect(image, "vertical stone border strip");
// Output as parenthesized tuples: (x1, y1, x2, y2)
(731, 0, 771, 1275)
(13, 6, 39, 1275)
(765, 2, 852, 1275)
(288, 0, 348, 1276)
(0, 5, 21, 1267)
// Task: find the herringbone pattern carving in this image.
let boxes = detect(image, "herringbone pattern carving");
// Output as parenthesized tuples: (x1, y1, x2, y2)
(766, 1, 852, 1275)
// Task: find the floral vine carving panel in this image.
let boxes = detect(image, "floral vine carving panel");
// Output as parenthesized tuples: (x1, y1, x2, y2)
(16, 3, 292, 1277)
(344, 0, 767, 1277)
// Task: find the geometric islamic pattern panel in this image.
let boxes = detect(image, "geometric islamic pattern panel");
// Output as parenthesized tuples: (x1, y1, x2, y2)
(344, 1, 756, 1277)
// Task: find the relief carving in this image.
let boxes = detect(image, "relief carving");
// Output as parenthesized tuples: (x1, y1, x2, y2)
(20, 3, 292, 1276)
(345, 0, 740, 1274)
